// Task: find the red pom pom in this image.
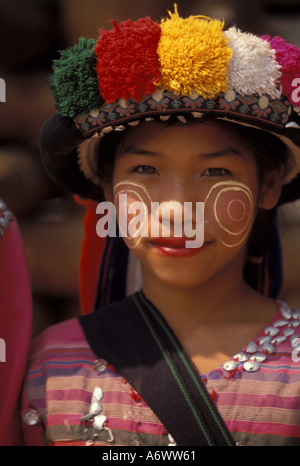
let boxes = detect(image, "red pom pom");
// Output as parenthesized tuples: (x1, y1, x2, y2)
(95, 18, 161, 103)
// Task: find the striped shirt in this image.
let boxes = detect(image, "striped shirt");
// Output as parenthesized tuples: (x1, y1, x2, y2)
(22, 302, 300, 446)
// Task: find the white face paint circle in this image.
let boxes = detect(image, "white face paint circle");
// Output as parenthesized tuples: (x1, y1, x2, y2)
(114, 181, 152, 248)
(227, 199, 246, 222)
(204, 181, 254, 248)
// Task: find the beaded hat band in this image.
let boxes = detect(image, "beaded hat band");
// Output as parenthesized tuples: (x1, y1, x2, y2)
(39, 5, 300, 200)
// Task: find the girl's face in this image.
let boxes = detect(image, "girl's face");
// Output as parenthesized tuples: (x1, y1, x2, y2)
(104, 121, 281, 290)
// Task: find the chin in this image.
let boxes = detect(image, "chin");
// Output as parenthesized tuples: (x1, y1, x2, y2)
(144, 265, 214, 291)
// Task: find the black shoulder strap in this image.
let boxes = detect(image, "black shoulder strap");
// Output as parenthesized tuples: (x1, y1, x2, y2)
(78, 291, 236, 446)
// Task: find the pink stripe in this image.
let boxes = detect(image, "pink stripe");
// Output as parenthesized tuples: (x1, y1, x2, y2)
(47, 388, 148, 408)
(227, 419, 300, 437)
(217, 392, 300, 410)
(47, 389, 93, 402)
(46, 388, 148, 408)
(259, 365, 300, 373)
(30, 319, 86, 353)
(27, 398, 45, 410)
(45, 388, 133, 402)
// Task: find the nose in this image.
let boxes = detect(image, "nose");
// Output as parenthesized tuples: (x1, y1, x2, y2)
(165, 173, 198, 204)
(151, 175, 203, 236)
(154, 200, 184, 230)
(158, 174, 201, 217)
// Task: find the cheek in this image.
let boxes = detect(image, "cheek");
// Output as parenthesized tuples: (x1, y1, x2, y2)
(114, 181, 152, 248)
(204, 182, 255, 248)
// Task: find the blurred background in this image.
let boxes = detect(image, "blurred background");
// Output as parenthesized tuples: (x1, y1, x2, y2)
(0, 0, 299, 337)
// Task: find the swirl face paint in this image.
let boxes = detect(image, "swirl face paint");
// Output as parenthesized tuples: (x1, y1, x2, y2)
(113, 180, 152, 248)
(111, 180, 254, 252)
(113, 180, 205, 249)
(204, 181, 254, 248)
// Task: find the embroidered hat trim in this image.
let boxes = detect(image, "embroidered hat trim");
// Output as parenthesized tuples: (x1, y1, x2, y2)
(74, 89, 292, 138)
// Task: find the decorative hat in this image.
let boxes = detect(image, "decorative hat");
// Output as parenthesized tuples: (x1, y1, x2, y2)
(40, 5, 300, 201)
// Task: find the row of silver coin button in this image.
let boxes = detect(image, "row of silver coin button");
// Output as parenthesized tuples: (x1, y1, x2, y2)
(223, 306, 300, 373)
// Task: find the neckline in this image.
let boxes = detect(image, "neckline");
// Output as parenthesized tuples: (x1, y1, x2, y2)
(138, 292, 298, 379)
(200, 300, 298, 379)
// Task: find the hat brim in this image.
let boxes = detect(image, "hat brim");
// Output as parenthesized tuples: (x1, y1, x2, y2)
(39, 90, 300, 202)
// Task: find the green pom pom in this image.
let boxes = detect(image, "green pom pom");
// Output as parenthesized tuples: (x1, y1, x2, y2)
(49, 37, 102, 118)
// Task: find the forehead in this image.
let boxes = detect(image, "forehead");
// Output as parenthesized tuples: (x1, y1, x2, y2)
(116, 119, 245, 156)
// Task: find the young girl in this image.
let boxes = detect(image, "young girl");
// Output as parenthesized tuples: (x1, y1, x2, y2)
(21, 7, 300, 446)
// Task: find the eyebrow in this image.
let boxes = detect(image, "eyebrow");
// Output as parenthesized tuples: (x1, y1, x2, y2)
(121, 146, 242, 158)
(121, 146, 159, 156)
(201, 148, 242, 158)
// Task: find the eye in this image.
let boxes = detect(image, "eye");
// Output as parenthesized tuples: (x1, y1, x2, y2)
(202, 168, 231, 177)
(132, 165, 158, 175)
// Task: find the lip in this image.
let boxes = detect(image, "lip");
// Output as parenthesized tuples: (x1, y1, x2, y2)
(149, 237, 211, 257)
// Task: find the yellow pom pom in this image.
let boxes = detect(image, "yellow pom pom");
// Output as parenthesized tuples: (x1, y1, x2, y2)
(157, 5, 233, 98)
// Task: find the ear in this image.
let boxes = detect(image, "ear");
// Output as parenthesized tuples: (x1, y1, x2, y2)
(259, 170, 283, 210)
(103, 182, 114, 203)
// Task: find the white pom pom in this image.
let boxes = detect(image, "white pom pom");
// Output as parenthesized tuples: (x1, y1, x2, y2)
(225, 27, 282, 99)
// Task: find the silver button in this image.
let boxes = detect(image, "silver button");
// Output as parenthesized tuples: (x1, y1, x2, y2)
(273, 320, 289, 328)
(288, 321, 300, 328)
(246, 341, 258, 353)
(80, 387, 104, 421)
(258, 335, 272, 345)
(233, 352, 249, 362)
(264, 326, 279, 336)
(244, 360, 260, 372)
(282, 328, 294, 337)
(262, 342, 275, 354)
(3, 210, 13, 222)
(0, 218, 10, 230)
(93, 414, 107, 431)
(293, 310, 300, 321)
(281, 307, 293, 320)
(22, 409, 40, 426)
(250, 353, 266, 363)
(271, 335, 287, 345)
(223, 360, 238, 371)
(0, 200, 7, 211)
(94, 359, 107, 373)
